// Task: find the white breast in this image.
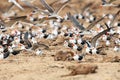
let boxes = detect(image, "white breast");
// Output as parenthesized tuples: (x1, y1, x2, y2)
(69, 38, 76, 44)
(85, 47, 90, 53)
(64, 41, 68, 47)
(0, 46, 4, 52)
(73, 55, 79, 61)
(106, 40, 110, 46)
(92, 48, 97, 54)
(77, 38, 82, 44)
(0, 53, 4, 59)
(36, 49, 43, 55)
(102, 35, 107, 41)
(73, 44, 78, 51)
(113, 46, 119, 52)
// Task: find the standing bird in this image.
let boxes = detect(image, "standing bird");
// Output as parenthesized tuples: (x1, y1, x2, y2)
(73, 53, 85, 61)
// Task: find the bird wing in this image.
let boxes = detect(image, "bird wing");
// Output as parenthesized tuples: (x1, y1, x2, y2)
(86, 14, 108, 30)
(101, 0, 107, 4)
(109, 0, 117, 3)
(24, 32, 29, 40)
(24, 39, 32, 49)
(55, 0, 70, 14)
(12, 0, 24, 10)
(91, 27, 111, 47)
(81, 2, 93, 14)
(9, 16, 27, 21)
(109, 10, 120, 27)
(31, 43, 49, 50)
(67, 12, 85, 31)
(40, 0, 55, 13)
(22, 0, 38, 9)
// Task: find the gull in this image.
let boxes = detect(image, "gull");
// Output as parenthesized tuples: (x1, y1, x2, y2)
(8, 0, 24, 10)
(73, 53, 85, 61)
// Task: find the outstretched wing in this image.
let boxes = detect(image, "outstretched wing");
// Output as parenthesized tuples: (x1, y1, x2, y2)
(86, 14, 108, 30)
(67, 12, 85, 31)
(40, 0, 54, 13)
(91, 26, 111, 47)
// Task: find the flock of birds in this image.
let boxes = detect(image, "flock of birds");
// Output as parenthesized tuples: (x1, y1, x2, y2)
(0, 0, 119, 61)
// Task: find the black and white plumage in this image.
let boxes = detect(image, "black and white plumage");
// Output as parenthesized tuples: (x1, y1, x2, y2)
(0, 51, 10, 59)
(102, 0, 107, 5)
(91, 27, 111, 47)
(73, 53, 85, 61)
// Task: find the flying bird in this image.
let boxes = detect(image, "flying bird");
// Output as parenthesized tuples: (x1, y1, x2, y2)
(91, 23, 112, 47)
(40, 0, 70, 16)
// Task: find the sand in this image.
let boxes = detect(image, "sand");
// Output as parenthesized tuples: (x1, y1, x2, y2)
(0, 0, 120, 80)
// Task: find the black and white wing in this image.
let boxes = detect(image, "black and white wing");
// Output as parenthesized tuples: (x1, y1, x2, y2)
(67, 12, 85, 31)
(40, 0, 54, 13)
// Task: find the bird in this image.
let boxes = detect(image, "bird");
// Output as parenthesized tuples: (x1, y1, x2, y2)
(35, 49, 43, 55)
(40, 0, 54, 14)
(73, 53, 85, 61)
(113, 46, 120, 52)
